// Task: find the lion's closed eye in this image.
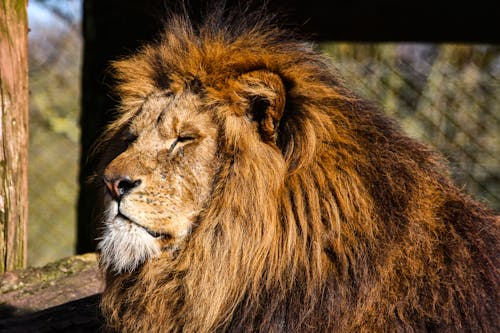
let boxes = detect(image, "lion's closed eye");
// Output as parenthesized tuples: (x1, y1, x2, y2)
(177, 133, 197, 143)
(168, 132, 199, 153)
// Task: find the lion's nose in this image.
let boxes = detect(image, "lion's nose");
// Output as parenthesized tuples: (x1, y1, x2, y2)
(102, 175, 142, 200)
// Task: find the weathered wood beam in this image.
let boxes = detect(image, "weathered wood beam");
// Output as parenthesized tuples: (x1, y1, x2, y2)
(0, 0, 29, 272)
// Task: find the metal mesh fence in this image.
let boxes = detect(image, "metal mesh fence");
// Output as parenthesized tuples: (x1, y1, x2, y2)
(322, 43, 500, 211)
(28, 0, 81, 267)
(28, 124, 79, 267)
(26, 6, 499, 266)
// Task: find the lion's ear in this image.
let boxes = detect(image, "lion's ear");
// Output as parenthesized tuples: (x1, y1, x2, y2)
(237, 70, 285, 143)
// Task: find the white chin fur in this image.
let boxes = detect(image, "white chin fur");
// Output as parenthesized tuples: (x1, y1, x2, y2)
(98, 216, 161, 274)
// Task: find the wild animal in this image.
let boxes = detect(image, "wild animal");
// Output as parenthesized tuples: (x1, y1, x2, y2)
(95, 9, 499, 333)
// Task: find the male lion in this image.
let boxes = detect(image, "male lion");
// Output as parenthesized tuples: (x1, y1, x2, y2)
(95, 10, 499, 333)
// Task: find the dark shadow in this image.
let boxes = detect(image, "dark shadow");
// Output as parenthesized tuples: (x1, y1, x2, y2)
(0, 294, 103, 333)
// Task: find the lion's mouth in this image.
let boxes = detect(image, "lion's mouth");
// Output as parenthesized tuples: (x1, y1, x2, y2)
(117, 212, 170, 239)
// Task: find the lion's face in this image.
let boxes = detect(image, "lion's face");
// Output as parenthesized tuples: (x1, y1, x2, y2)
(98, 91, 221, 273)
(98, 66, 287, 273)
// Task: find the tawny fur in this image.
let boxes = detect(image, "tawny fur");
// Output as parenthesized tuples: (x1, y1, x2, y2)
(96, 10, 499, 333)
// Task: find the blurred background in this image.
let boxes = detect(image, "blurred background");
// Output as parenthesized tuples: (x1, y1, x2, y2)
(28, 0, 81, 266)
(27, 0, 499, 267)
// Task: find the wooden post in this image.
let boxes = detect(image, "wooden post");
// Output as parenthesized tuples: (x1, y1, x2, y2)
(0, 0, 29, 272)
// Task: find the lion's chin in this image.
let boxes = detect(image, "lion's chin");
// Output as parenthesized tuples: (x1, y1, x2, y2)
(98, 216, 162, 274)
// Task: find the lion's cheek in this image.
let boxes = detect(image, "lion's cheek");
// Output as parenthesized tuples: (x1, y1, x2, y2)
(122, 197, 196, 237)
(155, 212, 194, 239)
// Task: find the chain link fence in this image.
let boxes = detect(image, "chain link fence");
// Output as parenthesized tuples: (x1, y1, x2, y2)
(27, 2, 499, 267)
(28, 0, 81, 267)
(322, 43, 499, 211)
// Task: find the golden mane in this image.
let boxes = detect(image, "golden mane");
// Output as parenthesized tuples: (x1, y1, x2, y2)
(99, 10, 499, 333)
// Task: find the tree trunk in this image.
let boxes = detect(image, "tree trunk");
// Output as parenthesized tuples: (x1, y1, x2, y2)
(0, 0, 29, 272)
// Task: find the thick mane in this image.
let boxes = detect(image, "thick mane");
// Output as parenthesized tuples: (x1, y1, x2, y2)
(100, 10, 499, 333)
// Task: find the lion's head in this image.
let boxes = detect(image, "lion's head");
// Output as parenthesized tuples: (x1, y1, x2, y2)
(97, 91, 220, 273)
(96, 11, 499, 333)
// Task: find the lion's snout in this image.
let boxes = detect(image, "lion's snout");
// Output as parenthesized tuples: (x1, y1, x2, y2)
(102, 174, 142, 201)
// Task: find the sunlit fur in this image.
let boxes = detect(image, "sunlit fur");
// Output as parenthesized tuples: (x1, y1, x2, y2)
(97, 9, 499, 333)
(98, 200, 161, 273)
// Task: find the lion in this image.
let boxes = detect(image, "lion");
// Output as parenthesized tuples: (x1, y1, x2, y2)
(94, 9, 499, 333)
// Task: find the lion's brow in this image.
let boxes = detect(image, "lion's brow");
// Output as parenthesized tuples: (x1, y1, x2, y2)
(156, 109, 167, 125)
(155, 94, 177, 126)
